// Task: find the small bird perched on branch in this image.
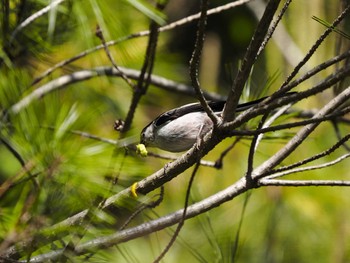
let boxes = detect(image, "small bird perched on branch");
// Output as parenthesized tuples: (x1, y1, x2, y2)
(140, 94, 290, 153)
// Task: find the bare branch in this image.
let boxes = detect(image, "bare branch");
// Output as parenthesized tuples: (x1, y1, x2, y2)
(153, 162, 200, 263)
(283, 48, 350, 92)
(122, 2, 165, 133)
(32, 0, 253, 85)
(259, 179, 350, 187)
(265, 152, 350, 179)
(331, 120, 350, 151)
(9, 66, 224, 115)
(278, 3, 350, 93)
(189, 0, 219, 124)
(213, 138, 242, 169)
(246, 103, 293, 183)
(223, 0, 281, 122)
(253, 0, 293, 58)
(95, 25, 135, 89)
(228, 106, 350, 138)
(263, 132, 350, 179)
(252, 86, 350, 180)
(10, 0, 65, 43)
(17, 176, 251, 263)
(223, 63, 350, 132)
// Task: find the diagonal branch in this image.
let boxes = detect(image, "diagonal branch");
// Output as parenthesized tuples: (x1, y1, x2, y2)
(32, 0, 252, 85)
(276, 3, 350, 95)
(122, 2, 165, 133)
(264, 132, 350, 179)
(265, 152, 350, 179)
(16, 176, 250, 263)
(253, 85, 350, 180)
(223, 0, 281, 122)
(9, 0, 65, 43)
(189, 0, 219, 124)
(223, 63, 350, 132)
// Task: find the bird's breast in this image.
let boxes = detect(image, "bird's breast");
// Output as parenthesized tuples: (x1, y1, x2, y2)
(154, 112, 213, 152)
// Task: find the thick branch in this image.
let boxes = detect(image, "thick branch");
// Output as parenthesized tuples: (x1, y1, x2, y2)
(18, 177, 250, 263)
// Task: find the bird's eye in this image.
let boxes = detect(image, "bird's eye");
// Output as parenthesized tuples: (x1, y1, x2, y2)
(140, 126, 154, 145)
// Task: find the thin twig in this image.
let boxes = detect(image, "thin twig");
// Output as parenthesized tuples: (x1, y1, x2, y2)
(95, 25, 135, 89)
(153, 162, 200, 263)
(252, 86, 350, 180)
(255, 104, 293, 151)
(0, 136, 27, 167)
(0, 136, 38, 189)
(0, 161, 36, 199)
(214, 137, 242, 169)
(246, 113, 269, 185)
(257, 0, 293, 56)
(283, 48, 350, 92)
(223, 63, 350, 132)
(278, 4, 350, 93)
(246, 103, 293, 183)
(121, 17, 161, 133)
(189, 0, 219, 124)
(32, 0, 252, 85)
(10, 0, 65, 43)
(331, 120, 350, 151)
(119, 186, 164, 231)
(223, 0, 281, 122)
(228, 105, 350, 138)
(231, 191, 251, 262)
(266, 152, 350, 179)
(259, 179, 350, 187)
(263, 132, 350, 179)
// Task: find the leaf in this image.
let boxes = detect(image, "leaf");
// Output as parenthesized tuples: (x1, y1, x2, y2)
(54, 104, 79, 141)
(123, 0, 166, 25)
(312, 15, 350, 40)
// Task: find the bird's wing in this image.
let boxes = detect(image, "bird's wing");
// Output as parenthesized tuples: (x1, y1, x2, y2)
(152, 92, 297, 127)
(153, 97, 269, 127)
(154, 101, 226, 126)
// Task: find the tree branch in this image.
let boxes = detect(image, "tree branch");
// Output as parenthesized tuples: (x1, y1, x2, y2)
(252, 85, 350, 180)
(32, 0, 252, 85)
(189, 0, 219, 124)
(9, 66, 224, 115)
(265, 152, 350, 179)
(122, 2, 164, 132)
(16, 176, 250, 263)
(259, 179, 350, 187)
(223, 0, 281, 122)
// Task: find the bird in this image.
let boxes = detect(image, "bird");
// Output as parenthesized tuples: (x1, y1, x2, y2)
(140, 95, 276, 152)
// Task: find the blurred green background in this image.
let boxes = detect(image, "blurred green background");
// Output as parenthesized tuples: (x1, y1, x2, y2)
(1, 0, 350, 262)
